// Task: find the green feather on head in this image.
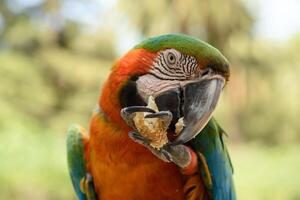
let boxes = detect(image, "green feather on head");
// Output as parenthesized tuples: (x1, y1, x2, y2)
(135, 34, 230, 79)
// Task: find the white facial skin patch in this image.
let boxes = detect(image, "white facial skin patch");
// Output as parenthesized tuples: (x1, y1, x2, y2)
(136, 74, 180, 102)
(136, 48, 205, 102)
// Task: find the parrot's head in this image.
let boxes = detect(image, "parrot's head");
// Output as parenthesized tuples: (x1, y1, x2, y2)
(100, 34, 229, 144)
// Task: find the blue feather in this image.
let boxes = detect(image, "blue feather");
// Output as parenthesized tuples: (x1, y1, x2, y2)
(66, 125, 98, 200)
(189, 118, 236, 200)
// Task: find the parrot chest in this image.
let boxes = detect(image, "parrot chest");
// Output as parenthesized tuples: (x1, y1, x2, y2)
(88, 126, 185, 200)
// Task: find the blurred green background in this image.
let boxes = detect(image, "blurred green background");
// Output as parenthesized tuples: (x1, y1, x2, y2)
(1, 0, 300, 199)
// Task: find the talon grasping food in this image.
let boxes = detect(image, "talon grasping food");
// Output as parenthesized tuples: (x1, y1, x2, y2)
(133, 96, 170, 149)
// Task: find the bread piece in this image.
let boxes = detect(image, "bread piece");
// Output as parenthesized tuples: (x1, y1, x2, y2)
(133, 96, 168, 149)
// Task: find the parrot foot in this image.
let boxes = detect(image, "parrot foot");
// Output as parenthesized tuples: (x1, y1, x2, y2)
(121, 106, 156, 129)
(128, 131, 192, 168)
(129, 131, 151, 144)
(144, 111, 172, 120)
(122, 106, 191, 168)
(129, 131, 170, 162)
(121, 106, 173, 130)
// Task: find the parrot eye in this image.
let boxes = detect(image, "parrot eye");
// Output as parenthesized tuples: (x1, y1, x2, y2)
(150, 48, 198, 80)
(166, 52, 177, 65)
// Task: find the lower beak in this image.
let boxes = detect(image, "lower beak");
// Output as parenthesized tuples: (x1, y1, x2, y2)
(171, 77, 225, 145)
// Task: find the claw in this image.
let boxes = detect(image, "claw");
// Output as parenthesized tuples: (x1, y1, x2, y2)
(145, 111, 172, 119)
(145, 111, 173, 129)
(128, 131, 151, 145)
(121, 106, 156, 128)
(129, 132, 190, 168)
(129, 131, 171, 162)
(121, 106, 155, 115)
(161, 148, 172, 161)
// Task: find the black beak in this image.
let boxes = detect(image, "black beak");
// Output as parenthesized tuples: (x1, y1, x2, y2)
(154, 76, 225, 145)
(172, 77, 225, 145)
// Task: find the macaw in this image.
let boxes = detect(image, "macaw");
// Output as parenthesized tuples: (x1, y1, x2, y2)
(66, 34, 236, 200)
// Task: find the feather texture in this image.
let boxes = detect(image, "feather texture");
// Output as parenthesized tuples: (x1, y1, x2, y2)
(189, 118, 236, 200)
(66, 125, 97, 200)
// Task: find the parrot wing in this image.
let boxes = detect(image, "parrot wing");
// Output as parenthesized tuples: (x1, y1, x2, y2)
(66, 125, 98, 200)
(189, 117, 236, 200)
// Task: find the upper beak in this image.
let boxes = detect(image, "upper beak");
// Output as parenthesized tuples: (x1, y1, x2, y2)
(171, 76, 225, 145)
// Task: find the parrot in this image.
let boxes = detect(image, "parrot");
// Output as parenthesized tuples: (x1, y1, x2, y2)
(66, 34, 236, 200)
